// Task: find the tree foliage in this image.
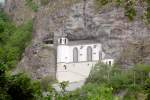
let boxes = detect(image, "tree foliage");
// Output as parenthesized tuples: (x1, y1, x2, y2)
(86, 63, 150, 99)
(0, 10, 42, 100)
(25, 0, 38, 12)
(45, 83, 117, 100)
(0, 11, 32, 69)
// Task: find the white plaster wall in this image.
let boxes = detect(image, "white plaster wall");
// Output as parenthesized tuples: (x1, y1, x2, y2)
(57, 45, 70, 63)
(57, 61, 98, 82)
(57, 43, 102, 63)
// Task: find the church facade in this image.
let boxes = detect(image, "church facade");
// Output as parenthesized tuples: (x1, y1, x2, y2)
(56, 36, 114, 82)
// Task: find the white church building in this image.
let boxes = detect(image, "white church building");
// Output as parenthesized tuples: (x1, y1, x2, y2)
(56, 36, 114, 83)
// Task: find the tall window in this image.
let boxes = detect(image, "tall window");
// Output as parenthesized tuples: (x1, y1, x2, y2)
(109, 61, 111, 66)
(73, 47, 78, 63)
(87, 46, 92, 61)
(60, 38, 62, 44)
(99, 51, 102, 60)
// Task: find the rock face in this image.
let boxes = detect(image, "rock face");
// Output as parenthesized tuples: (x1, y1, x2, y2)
(4, 0, 150, 79)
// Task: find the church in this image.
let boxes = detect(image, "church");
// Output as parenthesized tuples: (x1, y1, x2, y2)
(56, 36, 114, 82)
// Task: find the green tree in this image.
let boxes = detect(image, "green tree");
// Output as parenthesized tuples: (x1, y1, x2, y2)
(53, 83, 117, 100)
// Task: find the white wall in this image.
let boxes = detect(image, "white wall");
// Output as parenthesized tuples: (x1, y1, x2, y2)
(57, 43, 102, 63)
(57, 62, 98, 82)
(56, 41, 114, 82)
(57, 45, 70, 63)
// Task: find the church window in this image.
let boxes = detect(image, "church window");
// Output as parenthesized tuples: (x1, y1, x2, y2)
(73, 47, 78, 63)
(60, 38, 62, 44)
(64, 39, 67, 44)
(109, 61, 111, 66)
(87, 46, 92, 61)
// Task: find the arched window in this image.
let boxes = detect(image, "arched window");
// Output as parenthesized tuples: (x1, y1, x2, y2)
(73, 47, 78, 63)
(60, 38, 62, 44)
(87, 46, 92, 61)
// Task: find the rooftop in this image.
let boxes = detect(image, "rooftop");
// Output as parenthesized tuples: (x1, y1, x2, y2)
(68, 40, 101, 45)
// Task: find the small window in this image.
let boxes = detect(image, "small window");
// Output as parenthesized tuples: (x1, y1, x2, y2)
(94, 45, 97, 48)
(109, 61, 111, 66)
(64, 39, 66, 44)
(73, 47, 78, 63)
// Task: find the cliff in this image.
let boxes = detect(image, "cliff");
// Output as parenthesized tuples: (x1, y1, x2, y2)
(4, 0, 150, 79)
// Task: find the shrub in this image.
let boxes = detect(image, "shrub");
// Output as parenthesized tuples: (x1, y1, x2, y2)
(124, 0, 136, 21)
(41, 76, 55, 91)
(54, 83, 117, 100)
(40, 0, 49, 6)
(0, 72, 42, 100)
(25, 0, 38, 12)
(144, 78, 150, 100)
(86, 63, 111, 84)
(0, 19, 33, 68)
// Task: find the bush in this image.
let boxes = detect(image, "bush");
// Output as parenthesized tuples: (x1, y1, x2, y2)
(144, 78, 150, 100)
(124, 0, 136, 21)
(40, 0, 49, 6)
(0, 10, 43, 100)
(0, 72, 42, 100)
(7, 73, 42, 100)
(25, 0, 38, 12)
(41, 76, 55, 91)
(0, 19, 32, 68)
(53, 83, 117, 100)
(86, 63, 110, 84)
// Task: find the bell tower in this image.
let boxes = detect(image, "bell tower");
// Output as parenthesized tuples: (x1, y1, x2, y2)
(58, 36, 68, 45)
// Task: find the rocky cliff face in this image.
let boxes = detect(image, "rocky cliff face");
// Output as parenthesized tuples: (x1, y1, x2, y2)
(4, 0, 150, 79)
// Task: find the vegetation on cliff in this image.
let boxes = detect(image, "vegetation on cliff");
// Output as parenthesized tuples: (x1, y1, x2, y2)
(94, 0, 150, 23)
(0, 10, 42, 100)
(0, 10, 32, 69)
(0, 0, 150, 100)
(25, 0, 38, 12)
